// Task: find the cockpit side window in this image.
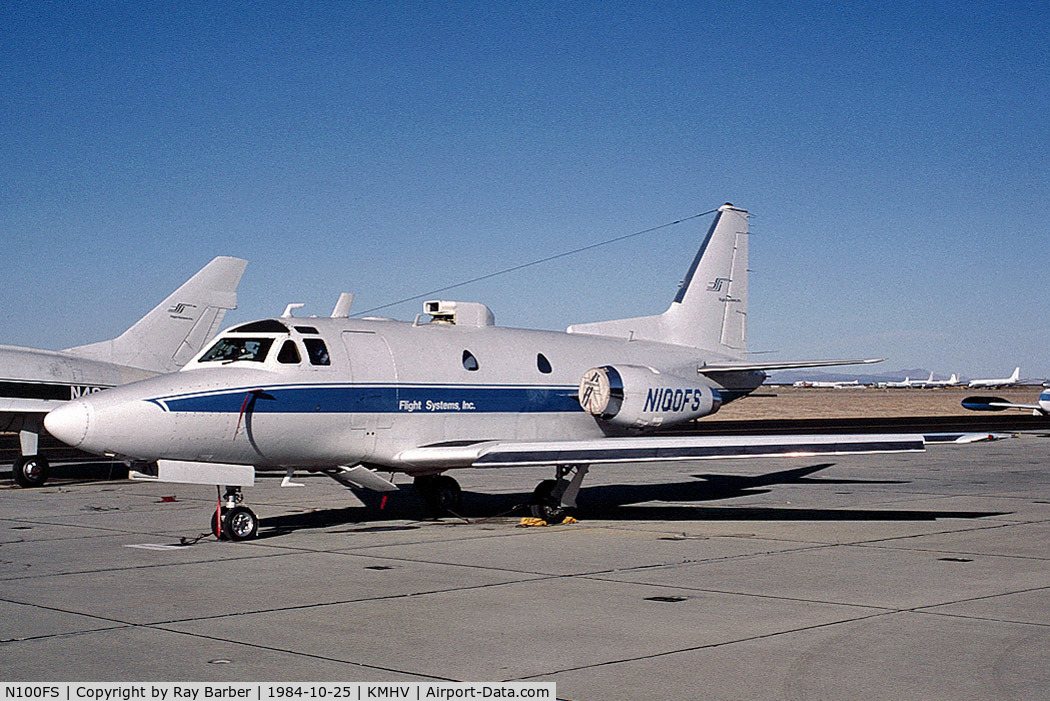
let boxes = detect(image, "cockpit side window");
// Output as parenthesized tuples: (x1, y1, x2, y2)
(200, 337, 274, 363)
(304, 338, 331, 366)
(277, 340, 301, 364)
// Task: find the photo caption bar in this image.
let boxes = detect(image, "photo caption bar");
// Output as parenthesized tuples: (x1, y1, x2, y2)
(2, 684, 555, 701)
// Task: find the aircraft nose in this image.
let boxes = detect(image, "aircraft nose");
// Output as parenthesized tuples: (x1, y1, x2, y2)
(45, 400, 91, 448)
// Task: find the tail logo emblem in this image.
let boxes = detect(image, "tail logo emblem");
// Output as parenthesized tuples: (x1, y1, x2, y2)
(706, 277, 731, 292)
(167, 302, 198, 319)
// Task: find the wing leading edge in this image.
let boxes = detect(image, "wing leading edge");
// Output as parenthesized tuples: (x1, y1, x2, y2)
(396, 433, 925, 470)
(699, 358, 886, 373)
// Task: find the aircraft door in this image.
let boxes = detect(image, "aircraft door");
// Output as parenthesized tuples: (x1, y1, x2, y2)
(340, 332, 397, 430)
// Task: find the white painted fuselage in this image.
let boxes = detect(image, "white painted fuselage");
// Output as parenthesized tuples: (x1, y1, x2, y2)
(47, 314, 763, 472)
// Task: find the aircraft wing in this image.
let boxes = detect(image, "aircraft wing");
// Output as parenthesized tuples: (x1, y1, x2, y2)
(0, 398, 66, 416)
(396, 433, 925, 470)
(699, 358, 885, 373)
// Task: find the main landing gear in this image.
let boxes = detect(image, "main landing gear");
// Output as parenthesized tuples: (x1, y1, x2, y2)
(529, 464, 589, 524)
(211, 486, 259, 541)
(12, 429, 49, 488)
(412, 465, 590, 523)
(13, 455, 49, 488)
(413, 474, 463, 516)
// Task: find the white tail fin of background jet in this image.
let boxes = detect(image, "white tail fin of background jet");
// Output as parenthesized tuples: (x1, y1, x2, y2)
(65, 256, 248, 372)
(567, 203, 749, 356)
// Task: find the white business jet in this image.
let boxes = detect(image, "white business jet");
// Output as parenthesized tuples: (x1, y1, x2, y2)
(45, 204, 921, 540)
(2, 257, 246, 486)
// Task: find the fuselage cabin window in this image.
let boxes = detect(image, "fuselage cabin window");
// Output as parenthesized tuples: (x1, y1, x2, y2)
(537, 353, 552, 374)
(462, 350, 479, 371)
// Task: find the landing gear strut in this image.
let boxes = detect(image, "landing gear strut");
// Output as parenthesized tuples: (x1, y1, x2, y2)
(413, 474, 463, 516)
(530, 464, 589, 523)
(210, 486, 259, 541)
(13, 455, 49, 488)
(13, 429, 49, 488)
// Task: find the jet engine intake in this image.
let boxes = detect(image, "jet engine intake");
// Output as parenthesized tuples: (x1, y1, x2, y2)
(578, 365, 721, 429)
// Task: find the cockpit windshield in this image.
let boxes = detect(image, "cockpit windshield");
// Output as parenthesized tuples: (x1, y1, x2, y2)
(200, 337, 274, 363)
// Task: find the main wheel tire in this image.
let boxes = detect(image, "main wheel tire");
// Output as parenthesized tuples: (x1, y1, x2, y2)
(223, 505, 259, 541)
(13, 455, 49, 488)
(415, 474, 462, 516)
(529, 479, 567, 524)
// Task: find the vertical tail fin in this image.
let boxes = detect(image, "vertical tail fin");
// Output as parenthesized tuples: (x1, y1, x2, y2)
(567, 203, 749, 356)
(65, 256, 248, 372)
(1011, 367, 1020, 382)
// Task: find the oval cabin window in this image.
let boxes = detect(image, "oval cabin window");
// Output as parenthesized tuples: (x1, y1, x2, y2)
(537, 353, 552, 374)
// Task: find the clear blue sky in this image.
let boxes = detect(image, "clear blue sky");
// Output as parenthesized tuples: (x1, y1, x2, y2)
(2, 1, 1047, 379)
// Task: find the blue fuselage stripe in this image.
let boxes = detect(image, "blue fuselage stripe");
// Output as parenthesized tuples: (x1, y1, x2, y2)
(156, 385, 582, 414)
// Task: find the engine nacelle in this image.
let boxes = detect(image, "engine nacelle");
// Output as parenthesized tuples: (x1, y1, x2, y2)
(578, 365, 721, 429)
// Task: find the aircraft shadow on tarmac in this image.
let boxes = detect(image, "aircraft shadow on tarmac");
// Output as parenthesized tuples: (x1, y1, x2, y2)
(257, 463, 1005, 538)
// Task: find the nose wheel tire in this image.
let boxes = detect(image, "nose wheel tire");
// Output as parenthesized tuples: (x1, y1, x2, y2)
(13, 455, 49, 488)
(211, 505, 259, 541)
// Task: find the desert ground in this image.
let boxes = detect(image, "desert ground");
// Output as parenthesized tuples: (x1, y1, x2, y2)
(715, 385, 1043, 421)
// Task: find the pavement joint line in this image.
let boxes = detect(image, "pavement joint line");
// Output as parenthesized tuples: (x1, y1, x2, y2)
(4, 574, 558, 629)
(299, 538, 845, 579)
(908, 583, 1050, 615)
(2, 516, 208, 538)
(910, 607, 1050, 629)
(238, 523, 566, 555)
(148, 624, 457, 682)
(1, 624, 133, 645)
(573, 541, 847, 576)
(0, 548, 306, 582)
(582, 568, 1050, 615)
(0, 607, 458, 683)
(840, 518, 1050, 547)
(511, 609, 902, 681)
(577, 575, 901, 612)
(0, 596, 139, 637)
(852, 543, 1050, 562)
(833, 493, 1045, 509)
(2, 529, 596, 582)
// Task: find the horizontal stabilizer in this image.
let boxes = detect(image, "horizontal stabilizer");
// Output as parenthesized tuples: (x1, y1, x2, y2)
(397, 433, 925, 470)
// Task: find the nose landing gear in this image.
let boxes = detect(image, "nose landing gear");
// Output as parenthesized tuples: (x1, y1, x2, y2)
(211, 486, 259, 541)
